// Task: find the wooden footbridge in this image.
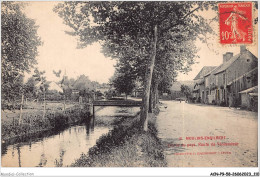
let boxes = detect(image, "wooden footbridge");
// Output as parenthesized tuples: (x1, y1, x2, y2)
(93, 100, 142, 107)
(92, 100, 142, 117)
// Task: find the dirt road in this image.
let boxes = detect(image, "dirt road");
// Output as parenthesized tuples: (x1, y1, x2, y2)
(156, 101, 258, 167)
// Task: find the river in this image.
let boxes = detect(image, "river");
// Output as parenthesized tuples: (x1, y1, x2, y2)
(1, 106, 140, 167)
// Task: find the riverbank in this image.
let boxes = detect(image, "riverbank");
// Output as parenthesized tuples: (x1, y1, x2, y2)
(1, 104, 89, 143)
(2, 106, 141, 167)
(72, 110, 167, 167)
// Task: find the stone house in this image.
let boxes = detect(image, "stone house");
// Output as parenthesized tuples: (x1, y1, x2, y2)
(239, 86, 258, 111)
(203, 67, 218, 104)
(193, 45, 258, 109)
(213, 45, 258, 106)
(193, 66, 217, 103)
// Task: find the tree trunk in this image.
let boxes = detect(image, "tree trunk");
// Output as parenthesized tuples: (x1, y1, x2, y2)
(140, 25, 158, 132)
(43, 90, 46, 119)
(153, 82, 159, 109)
(149, 88, 153, 113)
(18, 93, 24, 125)
(149, 81, 159, 111)
(63, 95, 66, 113)
(155, 84, 159, 106)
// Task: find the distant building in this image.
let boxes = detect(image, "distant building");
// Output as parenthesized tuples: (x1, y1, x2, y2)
(96, 86, 110, 95)
(193, 66, 217, 103)
(48, 81, 63, 92)
(71, 89, 80, 101)
(131, 81, 143, 97)
(203, 67, 218, 104)
(193, 45, 258, 110)
(213, 45, 257, 107)
(72, 89, 79, 94)
(132, 87, 143, 97)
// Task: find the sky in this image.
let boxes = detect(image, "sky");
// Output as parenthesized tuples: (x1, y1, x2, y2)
(23, 2, 258, 83)
(24, 1, 117, 84)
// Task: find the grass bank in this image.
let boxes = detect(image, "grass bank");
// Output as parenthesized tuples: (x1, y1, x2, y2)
(72, 110, 167, 167)
(1, 104, 89, 143)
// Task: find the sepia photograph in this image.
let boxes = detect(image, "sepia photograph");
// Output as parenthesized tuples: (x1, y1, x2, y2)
(1, 0, 259, 176)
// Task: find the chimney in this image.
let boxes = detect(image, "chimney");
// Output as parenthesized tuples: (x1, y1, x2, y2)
(240, 45, 246, 54)
(223, 53, 227, 63)
(223, 52, 233, 63)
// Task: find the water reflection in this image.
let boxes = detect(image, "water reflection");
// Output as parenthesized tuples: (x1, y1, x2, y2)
(17, 144, 21, 167)
(85, 115, 94, 136)
(1, 118, 108, 167)
(1, 106, 140, 167)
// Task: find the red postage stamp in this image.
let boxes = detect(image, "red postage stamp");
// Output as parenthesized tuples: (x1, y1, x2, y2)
(218, 2, 253, 44)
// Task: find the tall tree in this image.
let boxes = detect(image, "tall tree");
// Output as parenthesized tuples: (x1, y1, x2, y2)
(53, 70, 69, 111)
(1, 2, 42, 108)
(24, 76, 37, 101)
(73, 75, 97, 102)
(181, 84, 192, 100)
(54, 2, 217, 131)
(112, 72, 135, 100)
(33, 68, 48, 118)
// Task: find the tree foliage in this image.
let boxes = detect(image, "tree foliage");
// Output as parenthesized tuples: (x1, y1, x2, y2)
(24, 76, 37, 99)
(33, 68, 47, 91)
(112, 72, 135, 98)
(54, 1, 217, 130)
(1, 2, 42, 106)
(73, 75, 94, 92)
(54, 1, 217, 81)
(181, 84, 192, 99)
(53, 69, 62, 77)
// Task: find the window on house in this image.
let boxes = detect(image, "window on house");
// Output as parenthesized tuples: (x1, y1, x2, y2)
(223, 74, 225, 85)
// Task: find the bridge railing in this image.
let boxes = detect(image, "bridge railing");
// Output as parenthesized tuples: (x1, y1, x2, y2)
(92, 100, 142, 106)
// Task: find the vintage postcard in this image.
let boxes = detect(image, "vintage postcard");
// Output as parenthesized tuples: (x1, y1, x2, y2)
(1, 1, 259, 176)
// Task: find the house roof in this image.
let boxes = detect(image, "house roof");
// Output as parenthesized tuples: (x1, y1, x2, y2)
(193, 66, 217, 80)
(214, 49, 258, 75)
(239, 86, 258, 94)
(227, 67, 258, 86)
(35, 81, 41, 88)
(48, 81, 63, 92)
(204, 66, 219, 77)
(213, 53, 241, 75)
(249, 93, 258, 96)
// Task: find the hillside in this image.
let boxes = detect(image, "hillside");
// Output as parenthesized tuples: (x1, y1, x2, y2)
(170, 80, 195, 91)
